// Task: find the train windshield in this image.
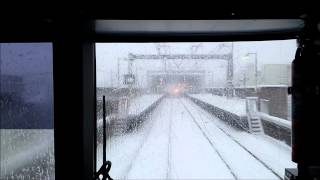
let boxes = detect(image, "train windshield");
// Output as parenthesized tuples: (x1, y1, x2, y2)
(96, 41, 296, 179)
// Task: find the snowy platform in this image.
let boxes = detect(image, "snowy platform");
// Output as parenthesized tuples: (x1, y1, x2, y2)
(128, 94, 164, 116)
(97, 94, 165, 138)
(187, 94, 249, 130)
(189, 94, 246, 116)
(188, 94, 292, 145)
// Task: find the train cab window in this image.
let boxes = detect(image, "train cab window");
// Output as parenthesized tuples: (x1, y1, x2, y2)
(0, 43, 54, 179)
(96, 40, 297, 179)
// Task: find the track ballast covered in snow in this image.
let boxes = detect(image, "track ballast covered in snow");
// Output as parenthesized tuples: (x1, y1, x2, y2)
(97, 97, 295, 179)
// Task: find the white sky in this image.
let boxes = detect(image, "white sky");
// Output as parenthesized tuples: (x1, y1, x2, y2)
(96, 40, 297, 88)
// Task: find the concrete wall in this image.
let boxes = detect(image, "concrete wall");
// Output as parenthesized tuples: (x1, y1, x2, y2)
(258, 87, 288, 119)
(261, 119, 291, 145)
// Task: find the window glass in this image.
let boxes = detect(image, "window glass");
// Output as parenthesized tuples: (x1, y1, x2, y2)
(0, 43, 54, 180)
(96, 41, 296, 179)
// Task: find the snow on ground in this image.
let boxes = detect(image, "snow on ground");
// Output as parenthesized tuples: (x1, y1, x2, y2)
(168, 98, 234, 179)
(98, 98, 233, 179)
(183, 98, 296, 177)
(125, 98, 172, 179)
(128, 94, 163, 115)
(190, 93, 246, 116)
(97, 97, 294, 179)
(181, 99, 279, 179)
(96, 101, 164, 178)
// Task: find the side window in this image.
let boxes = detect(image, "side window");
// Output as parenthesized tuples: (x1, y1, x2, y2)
(0, 43, 54, 180)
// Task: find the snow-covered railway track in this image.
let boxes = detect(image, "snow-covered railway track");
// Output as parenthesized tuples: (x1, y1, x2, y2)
(181, 98, 282, 180)
(180, 99, 238, 179)
(166, 99, 173, 179)
(187, 99, 283, 179)
(106, 97, 286, 179)
(122, 99, 174, 179)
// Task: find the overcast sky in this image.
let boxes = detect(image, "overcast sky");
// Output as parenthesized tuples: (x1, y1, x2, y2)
(96, 40, 297, 88)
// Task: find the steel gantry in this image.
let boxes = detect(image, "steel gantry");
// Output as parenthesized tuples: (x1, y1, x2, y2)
(128, 52, 234, 96)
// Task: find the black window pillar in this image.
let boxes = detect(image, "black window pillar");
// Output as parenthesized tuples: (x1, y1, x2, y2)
(53, 19, 95, 180)
(292, 17, 320, 179)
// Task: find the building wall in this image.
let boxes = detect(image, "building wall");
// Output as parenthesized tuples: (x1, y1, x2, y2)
(260, 64, 291, 86)
(258, 87, 288, 119)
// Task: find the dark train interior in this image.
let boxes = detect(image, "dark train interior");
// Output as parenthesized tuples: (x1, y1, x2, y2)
(1, 3, 320, 180)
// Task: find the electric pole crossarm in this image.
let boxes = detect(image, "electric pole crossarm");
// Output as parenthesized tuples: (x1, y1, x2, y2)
(128, 53, 232, 60)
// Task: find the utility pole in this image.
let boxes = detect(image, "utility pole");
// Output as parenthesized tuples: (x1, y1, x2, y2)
(126, 57, 134, 97)
(243, 72, 247, 88)
(212, 71, 214, 87)
(254, 53, 258, 91)
(135, 66, 138, 88)
(117, 58, 120, 87)
(245, 52, 258, 91)
(243, 52, 258, 94)
(110, 70, 113, 87)
(191, 43, 202, 70)
(226, 42, 234, 97)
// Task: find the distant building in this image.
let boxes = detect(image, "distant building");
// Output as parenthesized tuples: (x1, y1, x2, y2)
(260, 64, 291, 86)
(234, 63, 257, 88)
(233, 64, 292, 120)
(258, 64, 292, 120)
(258, 86, 289, 120)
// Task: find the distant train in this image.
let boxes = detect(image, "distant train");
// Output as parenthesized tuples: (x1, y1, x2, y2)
(166, 83, 189, 97)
